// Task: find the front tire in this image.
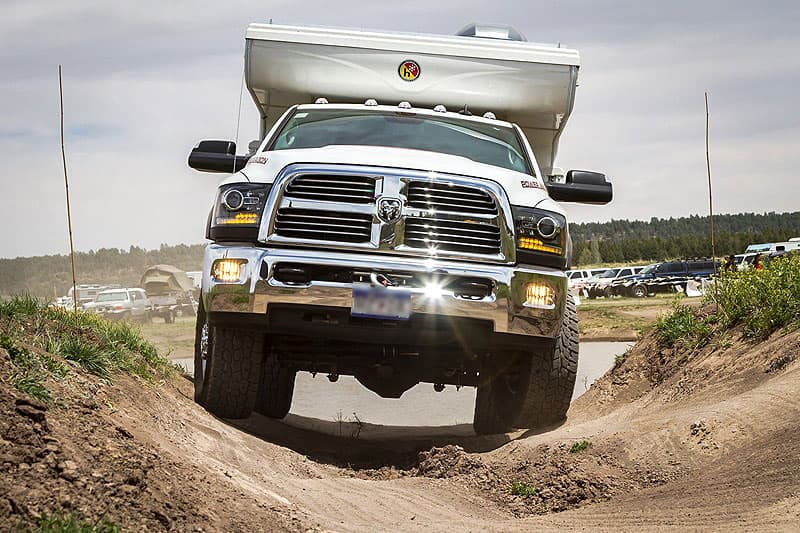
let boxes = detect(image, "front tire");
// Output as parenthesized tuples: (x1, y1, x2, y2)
(631, 284, 648, 298)
(194, 300, 263, 419)
(473, 296, 579, 435)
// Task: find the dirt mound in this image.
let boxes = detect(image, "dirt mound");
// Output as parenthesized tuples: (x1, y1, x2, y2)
(0, 348, 302, 531)
(573, 321, 800, 418)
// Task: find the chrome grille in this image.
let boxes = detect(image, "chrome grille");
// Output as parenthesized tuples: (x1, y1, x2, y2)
(284, 175, 376, 203)
(404, 217, 502, 255)
(407, 181, 497, 214)
(274, 208, 372, 243)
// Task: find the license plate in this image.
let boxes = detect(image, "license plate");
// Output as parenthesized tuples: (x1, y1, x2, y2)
(351, 283, 412, 320)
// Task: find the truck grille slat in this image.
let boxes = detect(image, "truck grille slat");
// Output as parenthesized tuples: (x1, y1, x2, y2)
(285, 175, 376, 203)
(404, 217, 501, 255)
(407, 182, 497, 214)
(275, 208, 372, 243)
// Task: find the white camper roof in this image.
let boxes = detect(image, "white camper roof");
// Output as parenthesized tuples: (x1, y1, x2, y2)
(244, 23, 580, 174)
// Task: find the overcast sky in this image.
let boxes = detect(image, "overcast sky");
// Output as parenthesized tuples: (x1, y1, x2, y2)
(2, 0, 798, 258)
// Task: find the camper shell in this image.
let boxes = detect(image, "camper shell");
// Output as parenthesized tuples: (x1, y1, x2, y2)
(188, 23, 612, 435)
(244, 23, 579, 176)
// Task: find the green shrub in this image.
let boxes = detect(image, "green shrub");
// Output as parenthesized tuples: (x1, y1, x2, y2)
(510, 481, 540, 497)
(569, 439, 591, 453)
(30, 511, 119, 532)
(655, 304, 711, 349)
(710, 254, 800, 337)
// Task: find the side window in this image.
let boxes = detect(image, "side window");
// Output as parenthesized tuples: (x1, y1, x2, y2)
(130, 292, 138, 301)
(667, 262, 686, 273)
(620, 268, 632, 277)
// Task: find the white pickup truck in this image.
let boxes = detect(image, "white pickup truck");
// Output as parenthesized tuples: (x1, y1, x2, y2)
(188, 23, 612, 434)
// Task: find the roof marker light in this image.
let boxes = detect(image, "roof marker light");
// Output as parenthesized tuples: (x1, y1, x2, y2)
(483, 111, 497, 119)
(365, 99, 378, 106)
(398, 101, 412, 109)
(433, 105, 447, 113)
(314, 97, 329, 104)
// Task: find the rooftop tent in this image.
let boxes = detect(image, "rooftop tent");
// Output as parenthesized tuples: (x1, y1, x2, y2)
(140, 265, 194, 295)
(244, 23, 580, 175)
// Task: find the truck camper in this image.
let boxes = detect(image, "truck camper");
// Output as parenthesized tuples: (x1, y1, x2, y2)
(188, 23, 613, 435)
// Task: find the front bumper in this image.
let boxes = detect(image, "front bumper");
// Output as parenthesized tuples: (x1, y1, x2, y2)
(202, 244, 567, 339)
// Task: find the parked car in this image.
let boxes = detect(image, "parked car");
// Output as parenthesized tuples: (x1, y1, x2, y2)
(566, 268, 608, 295)
(83, 288, 151, 322)
(611, 260, 719, 298)
(585, 266, 645, 298)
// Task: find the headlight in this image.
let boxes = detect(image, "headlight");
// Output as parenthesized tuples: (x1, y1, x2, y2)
(208, 183, 271, 241)
(512, 206, 568, 269)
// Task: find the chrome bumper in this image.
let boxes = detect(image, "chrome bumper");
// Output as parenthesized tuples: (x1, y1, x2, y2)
(202, 244, 567, 339)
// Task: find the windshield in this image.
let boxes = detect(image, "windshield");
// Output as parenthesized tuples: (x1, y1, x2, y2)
(598, 268, 620, 279)
(271, 109, 530, 174)
(639, 265, 658, 275)
(96, 292, 128, 302)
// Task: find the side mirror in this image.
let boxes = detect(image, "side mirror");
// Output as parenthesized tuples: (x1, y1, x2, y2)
(546, 170, 613, 204)
(187, 140, 250, 173)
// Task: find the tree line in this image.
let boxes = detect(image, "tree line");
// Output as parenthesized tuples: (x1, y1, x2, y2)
(571, 211, 799, 266)
(0, 244, 205, 299)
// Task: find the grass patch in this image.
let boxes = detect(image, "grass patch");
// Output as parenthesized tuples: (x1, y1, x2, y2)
(0, 295, 173, 401)
(26, 510, 119, 532)
(569, 439, 591, 454)
(510, 481, 540, 497)
(653, 255, 800, 348)
(709, 254, 800, 337)
(655, 303, 712, 349)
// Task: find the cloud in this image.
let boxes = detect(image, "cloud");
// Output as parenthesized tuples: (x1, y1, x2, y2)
(1, 0, 799, 257)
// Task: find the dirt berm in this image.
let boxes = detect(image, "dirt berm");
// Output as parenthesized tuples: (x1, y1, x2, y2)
(1, 314, 799, 531)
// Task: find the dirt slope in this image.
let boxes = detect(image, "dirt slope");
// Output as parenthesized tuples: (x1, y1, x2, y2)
(2, 323, 799, 531)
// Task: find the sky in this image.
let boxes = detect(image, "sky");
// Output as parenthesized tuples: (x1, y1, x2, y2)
(1, 0, 798, 258)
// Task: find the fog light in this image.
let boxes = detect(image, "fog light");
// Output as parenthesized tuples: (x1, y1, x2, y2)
(213, 259, 247, 282)
(525, 282, 555, 309)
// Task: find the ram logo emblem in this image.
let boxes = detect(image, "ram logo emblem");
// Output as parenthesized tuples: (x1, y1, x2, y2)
(377, 197, 403, 224)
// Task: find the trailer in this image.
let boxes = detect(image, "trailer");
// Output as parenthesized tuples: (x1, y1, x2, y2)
(140, 265, 197, 323)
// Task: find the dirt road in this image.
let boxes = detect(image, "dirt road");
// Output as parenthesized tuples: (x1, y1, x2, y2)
(3, 313, 798, 531)
(139, 326, 798, 531)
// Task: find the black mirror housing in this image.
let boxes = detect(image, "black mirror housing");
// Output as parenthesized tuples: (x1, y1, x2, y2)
(546, 170, 613, 204)
(188, 140, 250, 173)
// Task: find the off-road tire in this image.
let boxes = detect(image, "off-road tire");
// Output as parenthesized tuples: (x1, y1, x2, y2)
(631, 284, 648, 298)
(201, 324, 264, 419)
(473, 296, 579, 435)
(603, 286, 614, 298)
(193, 300, 210, 403)
(253, 348, 296, 419)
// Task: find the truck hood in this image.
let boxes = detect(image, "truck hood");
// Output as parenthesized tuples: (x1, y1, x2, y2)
(225, 145, 561, 215)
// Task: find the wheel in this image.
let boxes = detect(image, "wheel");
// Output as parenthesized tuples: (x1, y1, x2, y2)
(603, 286, 614, 298)
(193, 300, 210, 404)
(164, 311, 175, 324)
(253, 345, 296, 419)
(196, 312, 263, 419)
(473, 296, 579, 435)
(631, 284, 648, 298)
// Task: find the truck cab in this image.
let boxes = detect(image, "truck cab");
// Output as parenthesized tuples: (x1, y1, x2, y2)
(187, 23, 612, 435)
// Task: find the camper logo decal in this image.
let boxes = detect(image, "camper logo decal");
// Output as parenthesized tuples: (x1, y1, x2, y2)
(398, 60, 421, 82)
